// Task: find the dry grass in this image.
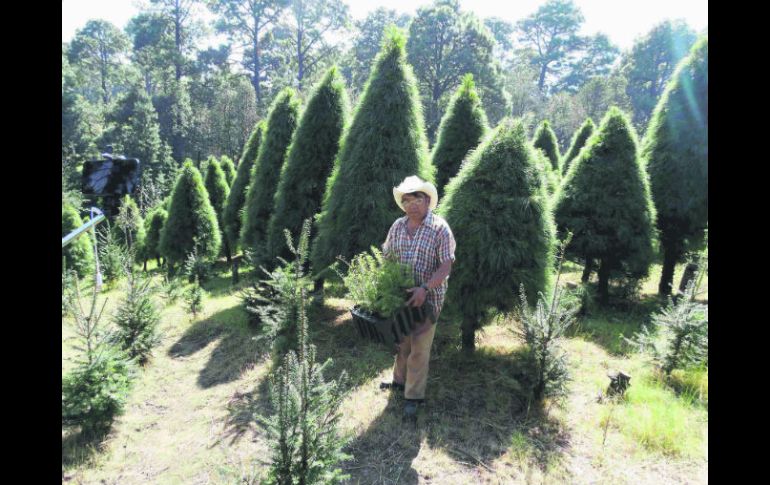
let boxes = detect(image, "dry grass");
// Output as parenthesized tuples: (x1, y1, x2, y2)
(62, 261, 708, 484)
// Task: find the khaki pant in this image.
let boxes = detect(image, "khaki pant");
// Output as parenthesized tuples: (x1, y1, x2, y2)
(392, 318, 437, 400)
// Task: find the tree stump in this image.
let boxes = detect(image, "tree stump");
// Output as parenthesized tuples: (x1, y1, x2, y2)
(607, 371, 631, 397)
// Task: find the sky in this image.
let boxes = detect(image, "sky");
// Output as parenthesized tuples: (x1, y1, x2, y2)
(62, 0, 708, 52)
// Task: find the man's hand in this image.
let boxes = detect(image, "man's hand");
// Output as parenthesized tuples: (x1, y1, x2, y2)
(405, 287, 427, 307)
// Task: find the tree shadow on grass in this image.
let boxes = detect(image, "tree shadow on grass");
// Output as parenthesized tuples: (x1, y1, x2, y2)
(61, 427, 111, 475)
(341, 340, 571, 483)
(168, 304, 265, 388)
(220, 299, 396, 447)
(567, 290, 665, 356)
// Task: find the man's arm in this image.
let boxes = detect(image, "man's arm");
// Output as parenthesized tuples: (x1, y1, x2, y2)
(425, 259, 453, 290)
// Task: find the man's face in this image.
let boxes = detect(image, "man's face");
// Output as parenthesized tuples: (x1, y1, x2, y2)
(402, 192, 429, 218)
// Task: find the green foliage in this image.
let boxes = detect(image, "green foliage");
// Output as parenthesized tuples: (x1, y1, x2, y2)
(620, 19, 698, 127)
(62, 205, 94, 279)
(112, 268, 162, 364)
(62, 280, 135, 437)
(160, 161, 222, 266)
(554, 107, 656, 302)
(267, 67, 349, 264)
(259, 219, 351, 484)
(184, 244, 211, 283)
(439, 118, 556, 345)
(244, 220, 315, 364)
(642, 37, 708, 295)
(532, 148, 559, 197)
(628, 280, 708, 375)
(240, 88, 301, 261)
(115, 195, 146, 255)
(406, 1, 503, 140)
(97, 224, 130, 288)
(224, 121, 266, 255)
(204, 159, 231, 256)
(532, 120, 561, 172)
(185, 275, 205, 319)
(311, 27, 433, 279)
(219, 155, 236, 187)
(431, 74, 489, 197)
(141, 207, 167, 264)
(337, 247, 415, 318)
(561, 118, 595, 174)
(511, 236, 578, 401)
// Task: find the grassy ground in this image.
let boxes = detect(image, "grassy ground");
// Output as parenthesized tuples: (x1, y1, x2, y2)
(62, 259, 708, 484)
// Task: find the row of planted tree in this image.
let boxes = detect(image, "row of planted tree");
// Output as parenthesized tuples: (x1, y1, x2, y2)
(64, 28, 707, 353)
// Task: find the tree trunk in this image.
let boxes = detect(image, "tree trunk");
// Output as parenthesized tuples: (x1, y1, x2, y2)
(252, 15, 262, 113)
(232, 257, 239, 284)
(538, 62, 549, 92)
(312, 278, 324, 303)
(143, 260, 147, 272)
(224, 239, 232, 265)
(658, 245, 679, 297)
(597, 259, 611, 305)
(581, 258, 594, 283)
(461, 316, 476, 353)
(678, 261, 699, 294)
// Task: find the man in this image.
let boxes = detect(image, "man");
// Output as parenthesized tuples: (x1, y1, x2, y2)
(382, 175, 456, 420)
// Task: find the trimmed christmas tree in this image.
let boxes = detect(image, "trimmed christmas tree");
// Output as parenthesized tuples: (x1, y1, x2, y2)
(62, 204, 94, 278)
(159, 161, 221, 270)
(533, 120, 561, 172)
(311, 27, 434, 282)
(642, 36, 708, 296)
(220, 155, 236, 187)
(438, 118, 556, 352)
(141, 206, 167, 268)
(204, 159, 231, 262)
(115, 195, 145, 254)
(430, 74, 489, 197)
(223, 120, 266, 257)
(266, 66, 350, 264)
(554, 107, 656, 304)
(561, 118, 595, 174)
(240, 88, 301, 263)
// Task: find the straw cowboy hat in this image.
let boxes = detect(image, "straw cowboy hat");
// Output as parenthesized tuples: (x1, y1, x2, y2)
(393, 176, 438, 212)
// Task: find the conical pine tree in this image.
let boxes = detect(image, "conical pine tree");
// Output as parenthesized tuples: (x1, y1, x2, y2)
(438, 118, 556, 352)
(223, 121, 266, 257)
(115, 195, 146, 256)
(62, 205, 94, 278)
(533, 120, 561, 172)
(205, 159, 231, 262)
(642, 36, 708, 296)
(266, 67, 350, 264)
(240, 88, 301, 261)
(141, 206, 167, 267)
(431, 74, 489, 198)
(160, 161, 221, 268)
(561, 118, 595, 174)
(554, 107, 656, 304)
(311, 27, 434, 280)
(220, 155, 236, 187)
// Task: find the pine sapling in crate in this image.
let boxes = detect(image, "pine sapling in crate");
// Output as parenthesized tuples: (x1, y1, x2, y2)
(337, 247, 427, 347)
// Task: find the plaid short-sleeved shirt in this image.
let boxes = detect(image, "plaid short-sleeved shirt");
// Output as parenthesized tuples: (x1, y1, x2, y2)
(382, 211, 456, 321)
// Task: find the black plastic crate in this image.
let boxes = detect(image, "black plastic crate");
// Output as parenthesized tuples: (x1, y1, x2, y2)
(350, 305, 427, 347)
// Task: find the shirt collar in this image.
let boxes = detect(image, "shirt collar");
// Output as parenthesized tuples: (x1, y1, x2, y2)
(401, 210, 433, 228)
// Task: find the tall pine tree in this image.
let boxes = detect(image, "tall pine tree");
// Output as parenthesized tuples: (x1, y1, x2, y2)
(438, 118, 556, 352)
(204, 159, 231, 262)
(160, 161, 221, 268)
(223, 121, 266, 258)
(240, 88, 301, 263)
(532, 120, 561, 173)
(642, 36, 708, 296)
(430, 74, 489, 198)
(266, 67, 350, 264)
(561, 118, 595, 174)
(311, 27, 434, 281)
(554, 107, 656, 304)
